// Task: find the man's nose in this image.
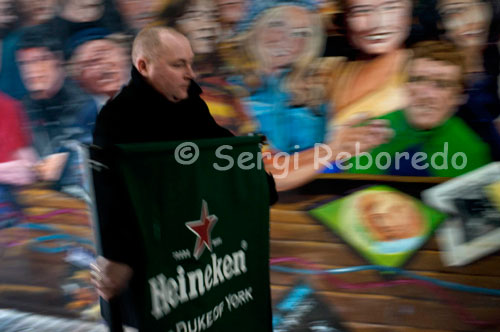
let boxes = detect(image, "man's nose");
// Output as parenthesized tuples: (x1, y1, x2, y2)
(186, 64, 196, 80)
(29, 64, 44, 76)
(419, 83, 439, 99)
(366, 12, 383, 30)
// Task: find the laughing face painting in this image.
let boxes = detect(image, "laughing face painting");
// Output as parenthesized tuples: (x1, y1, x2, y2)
(437, 0, 492, 49)
(344, 0, 412, 55)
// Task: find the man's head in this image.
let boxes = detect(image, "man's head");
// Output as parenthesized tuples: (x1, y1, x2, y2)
(174, 0, 220, 55)
(60, 0, 105, 23)
(19, 0, 57, 26)
(114, 0, 161, 32)
(342, 0, 412, 55)
(68, 29, 129, 97)
(215, 0, 247, 26)
(132, 27, 195, 103)
(405, 40, 465, 130)
(16, 27, 65, 100)
(358, 191, 424, 241)
(0, 0, 18, 36)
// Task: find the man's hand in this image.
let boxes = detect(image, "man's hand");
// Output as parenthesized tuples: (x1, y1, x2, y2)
(328, 114, 393, 156)
(34, 152, 69, 181)
(264, 113, 393, 191)
(90, 256, 133, 301)
(0, 160, 37, 186)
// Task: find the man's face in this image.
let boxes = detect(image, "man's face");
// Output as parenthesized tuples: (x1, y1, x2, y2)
(142, 33, 195, 102)
(20, 0, 57, 25)
(437, 0, 492, 49)
(66, 0, 104, 22)
(361, 193, 424, 241)
(405, 58, 462, 130)
(0, 0, 17, 29)
(254, 6, 315, 70)
(215, 0, 246, 25)
(17, 47, 63, 99)
(114, 0, 160, 31)
(176, 0, 219, 55)
(74, 39, 128, 97)
(345, 0, 411, 55)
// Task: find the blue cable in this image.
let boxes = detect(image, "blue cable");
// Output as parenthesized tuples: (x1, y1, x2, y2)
(270, 265, 500, 297)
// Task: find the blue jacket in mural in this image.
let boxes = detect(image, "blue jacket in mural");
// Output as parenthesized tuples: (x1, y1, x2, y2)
(233, 70, 329, 153)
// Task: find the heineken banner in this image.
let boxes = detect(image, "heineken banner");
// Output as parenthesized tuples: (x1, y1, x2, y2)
(116, 136, 271, 332)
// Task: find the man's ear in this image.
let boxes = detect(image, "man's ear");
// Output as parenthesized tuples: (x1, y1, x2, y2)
(136, 57, 149, 77)
(455, 90, 468, 107)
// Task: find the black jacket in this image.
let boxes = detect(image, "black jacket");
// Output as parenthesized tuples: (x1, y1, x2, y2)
(91, 67, 277, 329)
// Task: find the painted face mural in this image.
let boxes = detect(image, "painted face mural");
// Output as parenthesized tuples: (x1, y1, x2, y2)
(114, 0, 162, 31)
(2, 1, 500, 330)
(19, 0, 57, 25)
(176, 0, 220, 55)
(73, 39, 128, 97)
(253, 5, 317, 71)
(17, 47, 63, 99)
(345, 0, 412, 54)
(0, 0, 17, 29)
(437, 0, 492, 49)
(64, 0, 105, 22)
(215, 0, 247, 25)
(358, 192, 425, 241)
(405, 57, 463, 130)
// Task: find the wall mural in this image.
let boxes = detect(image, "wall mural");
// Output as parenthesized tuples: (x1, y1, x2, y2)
(0, 0, 499, 322)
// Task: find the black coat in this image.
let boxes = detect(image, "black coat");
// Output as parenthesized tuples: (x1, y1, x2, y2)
(91, 67, 277, 329)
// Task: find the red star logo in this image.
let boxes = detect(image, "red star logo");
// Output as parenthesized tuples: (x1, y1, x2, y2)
(186, 200, 218, 260)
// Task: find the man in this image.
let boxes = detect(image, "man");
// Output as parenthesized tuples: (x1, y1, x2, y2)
(17, 25, 98, 193)
(347, 40, 492, 177)
(161, 0, 254, 135)
(90, 26, 277, 330)
(67, 28, 129, 110)
(19, 0, 57, 26)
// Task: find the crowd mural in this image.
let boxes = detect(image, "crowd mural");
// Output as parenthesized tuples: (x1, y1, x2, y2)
(0, 0, 499, 324)
(0, 0, 500, 226)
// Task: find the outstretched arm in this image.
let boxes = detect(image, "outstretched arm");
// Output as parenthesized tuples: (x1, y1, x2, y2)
(266, 116, 393, 191)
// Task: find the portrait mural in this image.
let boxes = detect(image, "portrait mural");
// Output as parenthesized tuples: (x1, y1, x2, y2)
(0, 0, 499, 322)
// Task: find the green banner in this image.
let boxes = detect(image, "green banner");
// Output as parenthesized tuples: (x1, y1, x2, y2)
(116, 136, 271, 332)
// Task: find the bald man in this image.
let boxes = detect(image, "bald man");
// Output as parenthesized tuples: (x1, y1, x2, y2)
(90, 27, 277, 330)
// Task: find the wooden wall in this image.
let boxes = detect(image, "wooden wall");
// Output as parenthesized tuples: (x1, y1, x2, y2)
(270, 177, 500, 332)
(1, 178, 499, 331)
(0, 187, 98, 319)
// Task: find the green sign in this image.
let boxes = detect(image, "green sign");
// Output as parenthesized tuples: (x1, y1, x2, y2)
(116, 136, 272, 332)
